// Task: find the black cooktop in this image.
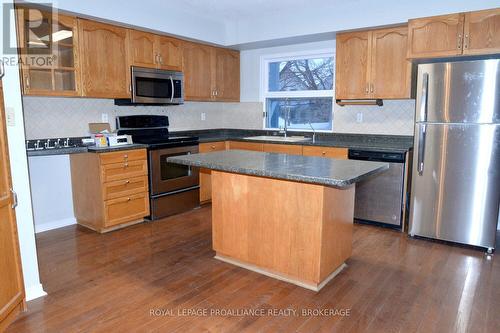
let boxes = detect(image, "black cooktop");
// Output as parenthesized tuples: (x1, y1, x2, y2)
(116, 115, 198, 149)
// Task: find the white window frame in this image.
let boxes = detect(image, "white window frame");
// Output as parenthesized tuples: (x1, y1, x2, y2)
(260, 48, 335, 132)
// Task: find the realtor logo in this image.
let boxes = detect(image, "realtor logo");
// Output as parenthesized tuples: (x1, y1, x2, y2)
(3, 3, 55, 67)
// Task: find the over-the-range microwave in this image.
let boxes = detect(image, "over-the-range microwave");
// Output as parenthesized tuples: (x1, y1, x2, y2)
(115, 66, 184, 105)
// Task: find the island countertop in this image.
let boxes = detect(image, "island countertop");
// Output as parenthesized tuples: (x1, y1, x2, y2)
(168, 149, 388, 188)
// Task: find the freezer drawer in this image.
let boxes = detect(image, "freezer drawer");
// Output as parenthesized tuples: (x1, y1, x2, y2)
(409, 123, 500, 249)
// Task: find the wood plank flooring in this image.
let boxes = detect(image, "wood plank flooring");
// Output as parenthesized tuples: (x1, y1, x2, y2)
(7, 205, 500, 332)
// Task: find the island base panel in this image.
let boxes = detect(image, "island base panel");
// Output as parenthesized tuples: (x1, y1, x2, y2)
(211, 171, 354, 291)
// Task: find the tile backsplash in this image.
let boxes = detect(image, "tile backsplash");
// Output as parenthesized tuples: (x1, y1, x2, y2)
(22, 96, 415, 139)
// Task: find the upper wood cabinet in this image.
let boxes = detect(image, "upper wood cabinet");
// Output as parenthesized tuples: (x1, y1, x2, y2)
(128, 30, 157, 68)
(128, 31, 183, 71)
(156, 36, 183, 70)
(78, 20, 130, 98)
(336, 26, 412, 100)
(463, 8, 500, 55)
(183, 43, 240, 102)
(214, 48, 240, 102)
(408, 8, 500, 58)
(16, 7, 81, 96)
(407, 13, 465, 58)
(335, 31, 371, 100)
(183, 42, 214, 101)
(371, 26, 412, 99)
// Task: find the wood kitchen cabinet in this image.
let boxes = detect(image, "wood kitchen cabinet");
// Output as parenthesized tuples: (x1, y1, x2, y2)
(70, 149, 150, 233)
(183, 42, 214, 101)
(336, 26, 412, 100)
(408, 8, 500, 58)
(0, 80, 25, 332)
(227, 141, 263, 151)
(463, 8, 500, 55)
(183, 43, 240, 102)
(335, 31, 371, 100)
(302, 146, 348, 159)
(129, 31, 183, 70)
(213, 48, 240, 101)
(78, 19, 130, 98)
(16, 7, 81, 96)
(156, 36, 183, 70)
(199, 141, 227, 203)
(263, 143, 302, 155)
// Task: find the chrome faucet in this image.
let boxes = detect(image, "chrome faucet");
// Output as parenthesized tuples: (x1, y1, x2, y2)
(281, 105, 290, 138)
(308, 121, 316, 143)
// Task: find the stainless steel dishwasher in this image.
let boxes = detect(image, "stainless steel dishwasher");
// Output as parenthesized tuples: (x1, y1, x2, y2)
(348, 149, 406, 228)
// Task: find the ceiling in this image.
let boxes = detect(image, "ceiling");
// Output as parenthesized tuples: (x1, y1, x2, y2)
(175, 0, 342, 21)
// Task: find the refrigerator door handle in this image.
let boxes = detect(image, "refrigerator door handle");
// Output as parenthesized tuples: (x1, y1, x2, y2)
(419, 73, 429, 122)
(417, 124, 427, 175)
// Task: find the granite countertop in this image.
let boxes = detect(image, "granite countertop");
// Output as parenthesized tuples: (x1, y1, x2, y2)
(167, 150, 389, 188)
(173, 129, 414, 153)
(27, 144, 147, 156)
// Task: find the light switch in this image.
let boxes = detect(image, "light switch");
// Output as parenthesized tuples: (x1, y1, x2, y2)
(201, 112, 206, 121)
(6, 107, 15, 126)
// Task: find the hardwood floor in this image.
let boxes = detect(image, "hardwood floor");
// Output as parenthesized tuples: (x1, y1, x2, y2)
(7, 205, 500, 332)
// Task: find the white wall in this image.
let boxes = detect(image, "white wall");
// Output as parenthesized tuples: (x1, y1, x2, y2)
(52, 0, 228, 45)
(1, 0, 45, 301)
(28, 155, 76, 233)
(240, 40, 415, 136)
(229, 0, 500, 46)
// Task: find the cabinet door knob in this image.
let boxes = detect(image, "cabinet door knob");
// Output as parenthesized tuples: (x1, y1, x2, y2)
(124, 163, 129, 167)
(127, 197, 131, 201)
(125, 180, 130, 184)
(322, 151, 326, 155)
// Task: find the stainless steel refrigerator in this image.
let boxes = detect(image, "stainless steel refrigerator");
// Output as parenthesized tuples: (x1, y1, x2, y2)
(409, 59, 500, 251)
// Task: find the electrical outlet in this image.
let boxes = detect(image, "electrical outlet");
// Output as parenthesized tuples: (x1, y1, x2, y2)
(201, 112, 206, 121)
(101, 113, 109, 123)
(6, 107, 15, 126)
(356, 112, 363, 123)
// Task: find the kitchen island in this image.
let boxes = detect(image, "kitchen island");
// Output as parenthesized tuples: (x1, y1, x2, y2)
(168, 150, 388, 291)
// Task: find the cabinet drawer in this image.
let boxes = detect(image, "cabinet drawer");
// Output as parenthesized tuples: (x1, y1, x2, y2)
(103, 176, 149, 200)
(263, 143, 302, 155)
(227, 141, 263, 151)
(302, 146, 348, 159)
(99, 149, 147, 165)
(101, 160, 148, 182)
(199, 141, 227, 152)
(104, 192, 149, 227)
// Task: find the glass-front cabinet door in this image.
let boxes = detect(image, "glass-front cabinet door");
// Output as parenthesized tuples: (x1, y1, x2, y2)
(16, 7, 80, 96)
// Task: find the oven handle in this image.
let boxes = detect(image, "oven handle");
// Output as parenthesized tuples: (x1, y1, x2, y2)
(170, 76, 174, 102)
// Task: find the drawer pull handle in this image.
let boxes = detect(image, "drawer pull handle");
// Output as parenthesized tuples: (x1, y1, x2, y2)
(211, 146, 215, 149)
(125, 180, 130, 184)
(127, 197, 131, 201)
(322, 151, 326, 155)
(124, 163, 129, 168)
(124, 154, 128, 158)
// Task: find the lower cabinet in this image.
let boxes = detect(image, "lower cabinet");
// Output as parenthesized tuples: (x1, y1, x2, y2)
(263, 143, 303, 155)
(70, 148, 150, 233)
(302, 146, 348, 159)
(227, 141, 263, 151)
(199, 142, 227, 203)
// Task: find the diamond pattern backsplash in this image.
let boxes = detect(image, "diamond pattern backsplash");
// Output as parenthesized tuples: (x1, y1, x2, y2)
(22, 97, 415, 139)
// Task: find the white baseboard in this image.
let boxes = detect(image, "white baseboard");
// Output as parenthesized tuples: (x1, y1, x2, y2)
(25, 283, 47, 301)
(35, 217, 76, 233)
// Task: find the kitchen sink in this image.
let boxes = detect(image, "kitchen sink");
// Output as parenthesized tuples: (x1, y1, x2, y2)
(243, 135, 311, 143)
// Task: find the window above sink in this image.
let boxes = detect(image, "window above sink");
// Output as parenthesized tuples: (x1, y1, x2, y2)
(261, 50, 335, 132)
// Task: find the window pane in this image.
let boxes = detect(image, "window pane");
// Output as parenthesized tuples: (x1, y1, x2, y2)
(266, 98, 333, 131)
(268, 57, 333, 91)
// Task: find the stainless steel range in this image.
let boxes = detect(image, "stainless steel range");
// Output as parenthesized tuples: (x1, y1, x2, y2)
(116, 115, 199, 220)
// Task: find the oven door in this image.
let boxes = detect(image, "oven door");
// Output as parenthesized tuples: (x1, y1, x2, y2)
(149, 145, 199, 195)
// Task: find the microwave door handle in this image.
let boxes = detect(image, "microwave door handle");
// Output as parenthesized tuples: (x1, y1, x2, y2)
(417, 124, 427, 175)
(170, 76, 174, 102)
(420, 73, 429, 122)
